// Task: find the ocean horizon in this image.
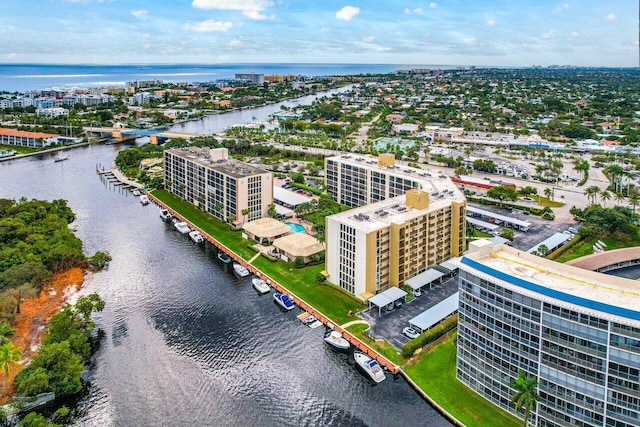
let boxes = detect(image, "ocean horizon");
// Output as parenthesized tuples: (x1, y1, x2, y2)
(0, 63, 471, 92)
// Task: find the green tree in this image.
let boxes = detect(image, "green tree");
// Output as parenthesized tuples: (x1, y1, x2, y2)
(293, 256, 305, 268)
(267, 203, 277, 218)
(0, 322, 15, 345)
(510, 370, 539, 427)
(501, 228, 515, 241)
(89, 251, 111, 270)
(241, 208, 250, 224)
(19, 411, 62, 427)
(0, 341, 22, 392)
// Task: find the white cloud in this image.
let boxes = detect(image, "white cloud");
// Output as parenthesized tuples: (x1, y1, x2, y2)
(463, 37, 477, 45)
(192, 0, 274, 20)
(131, 9, 148, 17)
(604, 13, 616, 21)
(542, 29, 555, 39)
(6, 53, 16, 59)
(336, 6, 360, 21)
(185, 19, 233, 32)
(570, 31, 580, 37)
(553, 3, 569, 12)
(429, 2, 438, 8)
(319, 27, 331, 32)
(404, 7, 410, 14)
(143, 44, 152, 50)
(413, 7, 423, 14)
(486, 19, 495, 27)
(362, 36, 375, 43)
(376, 46, 392, 52)
(226, 39, 243, 48)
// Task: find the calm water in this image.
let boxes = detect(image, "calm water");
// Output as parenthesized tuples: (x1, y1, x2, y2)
(169, 85, 354, 134)
(0, 145, 450, 426)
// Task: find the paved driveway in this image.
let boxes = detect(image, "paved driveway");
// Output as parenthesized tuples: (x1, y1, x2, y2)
(358, 277, 458, 350)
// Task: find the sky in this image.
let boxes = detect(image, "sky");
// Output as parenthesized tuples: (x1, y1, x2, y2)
(0, 0, 637, 66)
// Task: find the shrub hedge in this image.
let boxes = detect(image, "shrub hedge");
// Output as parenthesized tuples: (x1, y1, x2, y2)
(260, 252, 278, 262)
(290, 183, 323, 196)
(401, 314, 458, 358)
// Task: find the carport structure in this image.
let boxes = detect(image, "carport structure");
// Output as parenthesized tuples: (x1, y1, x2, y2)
(405, 268, 445, 294)
(368, 287, 407, 315)
(408, 292, 459, 333)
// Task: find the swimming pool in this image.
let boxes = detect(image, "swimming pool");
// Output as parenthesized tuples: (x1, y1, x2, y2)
(286, 222, 305, 233)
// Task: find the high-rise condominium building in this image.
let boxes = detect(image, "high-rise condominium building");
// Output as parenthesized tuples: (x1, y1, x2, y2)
(454, 241, 640, 427)
(325, 153, 446, 208)
(164, 147, 273, 224)
(325, 187, 466, 300)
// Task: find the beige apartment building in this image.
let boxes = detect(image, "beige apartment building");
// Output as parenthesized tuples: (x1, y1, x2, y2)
(164, 147, 273, 224)
(325, 188, 466, 300)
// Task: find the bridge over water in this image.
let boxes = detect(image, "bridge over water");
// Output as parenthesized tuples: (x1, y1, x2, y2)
(84, 126, 201, 143)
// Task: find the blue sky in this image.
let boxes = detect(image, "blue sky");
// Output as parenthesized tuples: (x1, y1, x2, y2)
(0, 0, 637, 66)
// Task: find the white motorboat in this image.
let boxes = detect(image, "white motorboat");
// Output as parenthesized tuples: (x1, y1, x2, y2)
(324, 330, 350, 352)
(189, 230, 204, 244)
(354, 352, 386, 383)
(159, 209, 172, 221)
(132, 190, 141, 196)
(174, 221, 191, 234)
(251, 277, 270, 294)
(273, 293, 295, 311)
(139, 194, 150, 205)
(233, 262, 250, 278)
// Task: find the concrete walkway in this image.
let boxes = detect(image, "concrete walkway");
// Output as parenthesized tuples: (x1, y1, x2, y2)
(340, 319, 370, 329)
(248, 252, 262, 263)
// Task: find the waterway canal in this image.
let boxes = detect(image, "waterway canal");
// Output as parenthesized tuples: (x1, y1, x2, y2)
(0, 146, 450, 425)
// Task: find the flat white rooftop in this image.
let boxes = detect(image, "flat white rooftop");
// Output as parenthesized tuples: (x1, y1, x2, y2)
(328, 188, 465, 233)
(455, 243, 640, 325)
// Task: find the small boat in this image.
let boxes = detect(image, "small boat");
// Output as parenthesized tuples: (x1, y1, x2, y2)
(139, 195, 150, 205)
(159, 209, 172, 221)
(252, 277, 270, 294)
(218, 252, 231, 264)
(324, 330, 350, 352)
(273, 293, 295, 311)
(354, 352, 386, 383)
(174, 221, 191, 234)
(132, 190, 141, 197)
(233, 262, 250, 278)
(297, 312, 322, 328)
(54, 155, 69, 162)
(189, 230, 204, 244)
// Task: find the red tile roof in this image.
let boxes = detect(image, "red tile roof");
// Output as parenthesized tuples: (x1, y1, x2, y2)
(0, 128, 57, 138)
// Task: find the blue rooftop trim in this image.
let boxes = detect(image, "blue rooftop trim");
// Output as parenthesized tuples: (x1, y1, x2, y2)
(461, 256, 640, 322)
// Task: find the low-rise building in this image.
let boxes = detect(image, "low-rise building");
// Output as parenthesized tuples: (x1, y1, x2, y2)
(0, 128, 59, 148)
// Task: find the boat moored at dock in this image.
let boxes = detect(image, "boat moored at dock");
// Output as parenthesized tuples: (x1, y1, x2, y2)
(324, 330, 350, 352)
(273, 293, 295, 311)
(189, 230, 204, 244)
(218, 252, 231, 264)
(159, 209, 172, 221)
(139, 194, 150, 205)
(233, 262, 250, 278)
(354, 352, 386, 383)
(174, 221, 191, 234)
(251, 277, 270, 294)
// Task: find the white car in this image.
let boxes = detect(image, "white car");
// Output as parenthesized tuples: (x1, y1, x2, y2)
(402, 327, 420, 340)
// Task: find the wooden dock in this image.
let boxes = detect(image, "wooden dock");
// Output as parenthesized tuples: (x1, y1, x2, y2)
(146, 192, 401, 375)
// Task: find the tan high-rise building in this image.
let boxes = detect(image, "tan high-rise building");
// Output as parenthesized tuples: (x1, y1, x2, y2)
(164, 147, 273, 224)
(325, 187, 466, 300)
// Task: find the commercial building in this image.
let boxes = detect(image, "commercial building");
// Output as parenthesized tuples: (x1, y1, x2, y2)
(0, 128, 59, 148)
(454, 241, 640, 427)
(325, 153, 450, 208)
(235, 73, 264, 85)
(325, 187, 466, 300)
(164, 147, 273, 224)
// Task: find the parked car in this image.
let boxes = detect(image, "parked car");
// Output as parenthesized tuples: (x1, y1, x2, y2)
(394, 299, 403, 309)
(402, 327, 420, 339)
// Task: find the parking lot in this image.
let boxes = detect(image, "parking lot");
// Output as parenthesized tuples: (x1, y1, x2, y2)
(468, 202, 573, 252)
(359, 277, 458, 350)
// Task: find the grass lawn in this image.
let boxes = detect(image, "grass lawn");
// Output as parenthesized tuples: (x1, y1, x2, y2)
(555, 233, 640, 263)
(151, 189, 364, 324)
(404, 334, 521, 427)
(346, 323, 405, 366)
(0, 144, 40, 154)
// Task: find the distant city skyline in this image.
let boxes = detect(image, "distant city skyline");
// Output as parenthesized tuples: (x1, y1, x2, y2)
(0, 0, 637, 67)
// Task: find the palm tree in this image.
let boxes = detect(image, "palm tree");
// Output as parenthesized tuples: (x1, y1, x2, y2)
(629, 193, 640, 213)
(0, 323, 15, 345)
(510, 370, 540, 427)
(241, 208, 250, 224)
(600, 190, 611, 207)
(543, 187, 553, 201)
(0, 342, 22, 392)
(614, 192, 625, 206)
